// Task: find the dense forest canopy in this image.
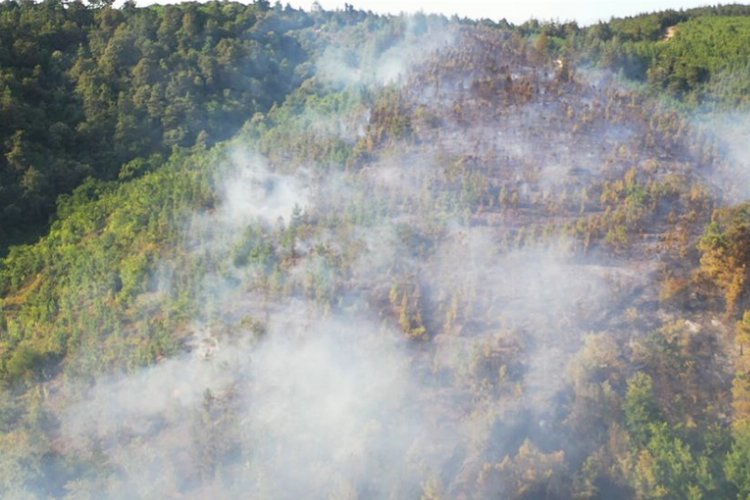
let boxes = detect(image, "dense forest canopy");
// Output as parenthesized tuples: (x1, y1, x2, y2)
(0, 0, 311, 247)
(2, 1, 750, 498)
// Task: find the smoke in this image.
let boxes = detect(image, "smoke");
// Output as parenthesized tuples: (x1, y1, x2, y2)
(217, 150, 310, 229)
(57, 305, 453, 498)
(46, 125, 649, 497)
(316, 14, 454, 88)
(11, 15, 736, 500)
(692, 112, 750, 204)
(33, 125, 619, 498)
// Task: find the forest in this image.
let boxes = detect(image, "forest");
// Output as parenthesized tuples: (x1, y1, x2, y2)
(2, 1, 750, 498)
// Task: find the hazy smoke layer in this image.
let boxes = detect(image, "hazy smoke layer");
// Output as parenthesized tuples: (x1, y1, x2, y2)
(694, 112, 750, 203)
(49, 138, 647, 498)
(19, 18, 737, 500)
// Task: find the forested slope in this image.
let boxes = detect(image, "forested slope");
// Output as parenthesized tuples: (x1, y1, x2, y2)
(0, 0, 311, 245)
(2, 2, 750, 498)
(570, 4, 750, 106)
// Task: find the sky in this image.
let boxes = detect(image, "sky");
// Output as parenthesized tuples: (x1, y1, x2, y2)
(284, 0, 717, 25)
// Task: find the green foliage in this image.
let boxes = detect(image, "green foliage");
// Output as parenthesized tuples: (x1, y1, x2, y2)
(625, 372, 661, 448)
(4, 344, 47, 382)
(0, 145, 216, 385)
(649, 17, 750, 104)
(623, 372, 728, 498)
(734, 313, 750, 424)
(0, 0, 312, 242)
(249, 85, 367, 168)
(576, 9, 750, 108)
(725, 422, 750, 498)
(632, 422, 715, 499)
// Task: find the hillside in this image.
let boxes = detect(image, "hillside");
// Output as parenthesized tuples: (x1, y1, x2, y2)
(2, 2, 750, 498)
(0, 0, 311, 249)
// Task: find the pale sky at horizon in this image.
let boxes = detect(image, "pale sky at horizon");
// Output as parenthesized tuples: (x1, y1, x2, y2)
(134, 0, 725, 26)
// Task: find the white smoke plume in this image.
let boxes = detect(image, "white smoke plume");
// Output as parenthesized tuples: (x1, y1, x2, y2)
(11, 16, 737, 500)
